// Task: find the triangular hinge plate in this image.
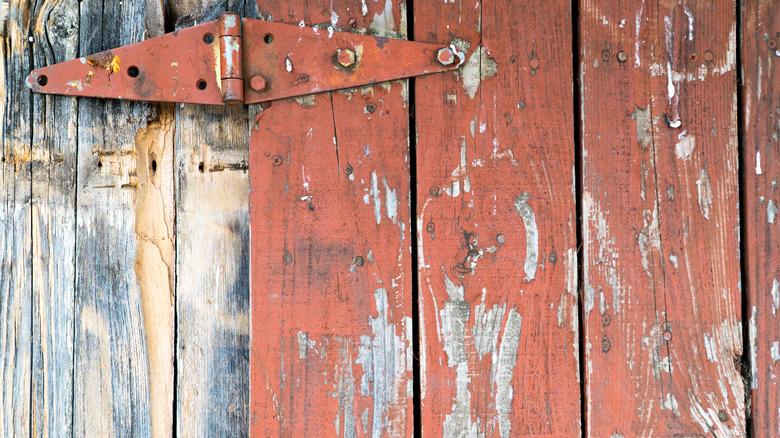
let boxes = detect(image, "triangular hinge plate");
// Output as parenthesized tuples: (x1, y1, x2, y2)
(26, 13, 465, 105)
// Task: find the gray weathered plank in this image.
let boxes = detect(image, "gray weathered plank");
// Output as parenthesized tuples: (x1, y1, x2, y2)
(172, 2, 253, 436)
(29, 0, 79, 436)
(73, 0, 169, 436)
(1, 1, 33, 435)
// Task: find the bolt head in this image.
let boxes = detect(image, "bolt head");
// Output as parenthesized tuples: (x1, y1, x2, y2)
(437, 47, 456, 66)
(337, 48, 356, 68)
(250, 75, 267, 92)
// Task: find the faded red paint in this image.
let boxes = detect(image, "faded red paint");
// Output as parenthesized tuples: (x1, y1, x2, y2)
(414, 0, 582, 436)
(580, 0, 744, 436)
(743, 0, 780, 433)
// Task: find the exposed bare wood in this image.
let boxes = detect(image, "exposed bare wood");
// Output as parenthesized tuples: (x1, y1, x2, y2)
(174, 1, 253, 436)
(73, 0, 168, 436)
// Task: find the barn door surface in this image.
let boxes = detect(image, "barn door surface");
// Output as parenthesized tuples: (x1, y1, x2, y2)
(3, 0, 777, 437)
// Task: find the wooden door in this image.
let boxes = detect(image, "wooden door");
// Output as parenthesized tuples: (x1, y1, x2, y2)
(2, 0, 777, 437)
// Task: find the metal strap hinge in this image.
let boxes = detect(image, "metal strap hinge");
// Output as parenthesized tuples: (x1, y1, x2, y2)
(26, 13, 465, 105)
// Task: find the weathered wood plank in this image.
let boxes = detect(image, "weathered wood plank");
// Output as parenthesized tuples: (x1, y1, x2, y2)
(29, 0, 79, 436)
(73, 1, 168, 436)
(580, 0, 744, 435)
(1, 1, 34, 435)
(743, 0, 780, 435)
(250, 1, 414, 435)
(414, 0, 581, 436)
(172, 1, 252, 436)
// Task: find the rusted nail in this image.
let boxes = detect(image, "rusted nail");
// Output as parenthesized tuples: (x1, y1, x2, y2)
(663, 330, 673, 341)
(601, 314, 611, 326)
(349, 18, 358, 28)
(704, 50, 714, 62)
(429, 186, 440, 197)
(436, 47, 456, 66)
(616, 51, 627, 62)
(689, 52, 698, 62)
(250, 75, 267, 92)
(426, 222, 435, 233)
(344, 164, 353, 176)
(529, 58, 540, 69)
(272, 155, 283, 166)
(601, 50, 611, 62)
(365, 103, 377, 114)
(354, 255, 364, 267)
(717, 410, 728, 422)
(601, 336, 611, 353)
(337, 48, 356, 68)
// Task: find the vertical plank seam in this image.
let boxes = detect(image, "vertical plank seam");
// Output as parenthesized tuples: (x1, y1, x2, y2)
(407, 0, 423, 434)
(736, 0, 753, 435)
(572, 0, 587, 435)
(26, 3, 34, 434)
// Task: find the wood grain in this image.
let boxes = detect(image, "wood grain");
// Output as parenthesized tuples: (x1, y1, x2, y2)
(413, 0, 582, 436)
(1, 1, 34, 435)
(249, 0, 414, 436)
(173, 3, 253, 434)
(743, 0, 780, 435)
(73, 1, 168, 436)
(29, 0, 79, 436)
(580, 0, 744, 435)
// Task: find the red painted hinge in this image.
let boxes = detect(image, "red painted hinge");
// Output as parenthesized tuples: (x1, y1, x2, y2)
(26, 13, 464, 105)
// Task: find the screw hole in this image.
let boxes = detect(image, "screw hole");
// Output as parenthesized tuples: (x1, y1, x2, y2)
(197, 80, 207, 90)
(203, 33, 215, 44)
(264, 34, 274, 44)
(127, 66, 139, 78)
(37, 75, 48, 86)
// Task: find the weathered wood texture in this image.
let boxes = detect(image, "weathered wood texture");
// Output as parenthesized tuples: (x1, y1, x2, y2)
(74, 1, 171, 436)
(173, 3, 253, 436)
(30, 0, 79, 436)
(250, 1, 414, 436)
(580, 0, 744, 436)
(743, 0, 780, 435)
(1, 1, 34, 435)
(414, 0, 581, 436)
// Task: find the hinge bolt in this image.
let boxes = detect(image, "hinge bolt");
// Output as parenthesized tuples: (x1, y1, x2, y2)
(437, 47, 456, 66)
(337, 48, 356, 68)
(250, 75, 267, 92)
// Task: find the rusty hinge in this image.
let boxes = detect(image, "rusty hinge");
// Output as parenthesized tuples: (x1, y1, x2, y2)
(25, 12, 464, 105)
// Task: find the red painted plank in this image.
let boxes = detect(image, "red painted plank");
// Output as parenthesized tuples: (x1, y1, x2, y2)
(249, 1, 413, 436)
(414, 0, 581, 436)
(580, 1, 744, 435)
(743, 0, 780, 434)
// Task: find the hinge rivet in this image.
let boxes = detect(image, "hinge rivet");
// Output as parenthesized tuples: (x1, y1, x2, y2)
(436, 47, 456, 66)
(337, 48, 356, 68)
(250, 75, 267, 92)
